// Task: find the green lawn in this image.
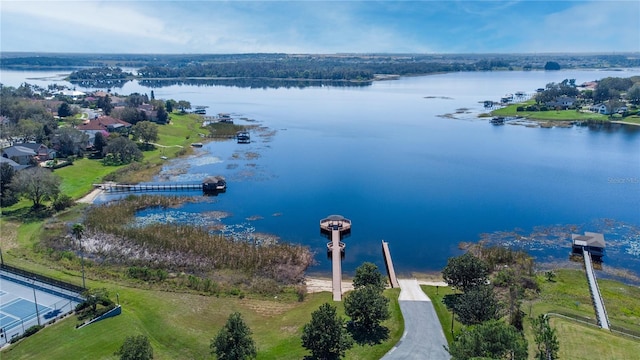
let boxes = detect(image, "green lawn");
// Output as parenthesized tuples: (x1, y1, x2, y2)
(0, 285, 403, 360)
(491, 101, 609, 121)
(423, 269, 640, 360)
(550, 317, 640, 360)
(54, 158, 125, 199)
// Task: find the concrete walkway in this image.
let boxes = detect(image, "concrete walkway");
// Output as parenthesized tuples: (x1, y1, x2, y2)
(382, 279, 450, 360)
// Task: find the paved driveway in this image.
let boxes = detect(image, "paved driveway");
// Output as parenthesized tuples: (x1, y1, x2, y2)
(382, 279, 450, 360)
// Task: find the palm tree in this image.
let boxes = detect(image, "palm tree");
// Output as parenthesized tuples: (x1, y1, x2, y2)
(72, 223, 86, 289)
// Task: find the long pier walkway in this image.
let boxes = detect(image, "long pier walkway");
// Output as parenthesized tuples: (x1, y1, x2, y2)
(382, 240, 400, 288)
(583, 248, 610, 330)
(320, 215, 351, 301)
(94, 182, 203, 192)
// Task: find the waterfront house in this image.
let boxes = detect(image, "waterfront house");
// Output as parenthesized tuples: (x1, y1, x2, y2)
(17, 142, 56, 161)
(78, 116, 132, 134)
(546, 96, 576, 109)
(0, 155, 29, 171)
(590, 104, 609, 115)
(1, 145, 37, 165)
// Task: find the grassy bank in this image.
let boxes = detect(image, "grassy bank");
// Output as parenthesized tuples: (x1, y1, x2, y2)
(423, 269, 640, 359)
(491, 100, 610, 122)
(0, 283, 402, 360)
(52, 112, 204, 200)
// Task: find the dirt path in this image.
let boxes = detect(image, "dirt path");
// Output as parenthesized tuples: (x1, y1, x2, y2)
(76, 188, 104, 204)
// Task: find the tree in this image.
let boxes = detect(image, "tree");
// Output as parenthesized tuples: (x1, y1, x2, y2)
(211, 312, 257, 360)
(155, 106, 169, 124)
(0, 163, 18, 207)
(10, 166, 60, 208)
(57, 102, 73, 117)
(531, 314, 559, 360)
(544, 61, 560, 70)
(451, 284, 501, 326)
(18, 118, 46, 143)
(344, 285, 390, 343)
(165, 99, 176, 113)
(449, 319, 528, 360)
(111, 107, 146, 125)
(352, 262, 386, 291)
(177, 100, 191, 113)
(97, 95, 113, 115)
(54, 127, 89, 157)
(626, 83, 640, 105)
(103, 136, 143, 165)
(115, 334, 154, 360)
(93, 131, 108, 156)
(301, 303, 353, 360)
(72, 223, 86, 288)
(132, 121, 159, 146)
(442, 252, 489, 292)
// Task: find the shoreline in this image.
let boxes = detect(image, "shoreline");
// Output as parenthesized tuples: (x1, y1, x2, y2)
(305, 275, 447, 293)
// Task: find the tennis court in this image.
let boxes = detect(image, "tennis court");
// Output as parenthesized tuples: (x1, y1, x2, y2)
(0, 269, 83, 345)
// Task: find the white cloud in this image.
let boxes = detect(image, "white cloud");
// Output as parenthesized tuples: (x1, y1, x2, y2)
(2, 1, 186, 46)
(521, 1, 640, 53)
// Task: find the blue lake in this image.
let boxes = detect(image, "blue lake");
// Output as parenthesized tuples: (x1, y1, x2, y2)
(3, 69, 640, 278)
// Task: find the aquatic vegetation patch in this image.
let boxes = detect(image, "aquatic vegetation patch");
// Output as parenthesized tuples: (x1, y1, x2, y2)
(475, 219, 640, 279)
(78, 195, 312, 283)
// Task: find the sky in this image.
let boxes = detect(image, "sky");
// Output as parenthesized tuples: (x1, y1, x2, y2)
(1, 0, 639, 54)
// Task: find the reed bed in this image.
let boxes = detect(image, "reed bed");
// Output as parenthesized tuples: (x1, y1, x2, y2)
(82, 195, 313, 284)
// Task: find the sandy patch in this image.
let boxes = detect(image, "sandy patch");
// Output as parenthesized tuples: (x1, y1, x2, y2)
(77, 188, 104, 204)
(305, 276, 447, 293)
(305, 277, 354, 293)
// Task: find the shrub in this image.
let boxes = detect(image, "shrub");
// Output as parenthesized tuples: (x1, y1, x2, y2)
(516, 106, 524, 112)
(53, 194, 74, 211)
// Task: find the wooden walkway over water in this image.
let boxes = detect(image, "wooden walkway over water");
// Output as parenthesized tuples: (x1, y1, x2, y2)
(382, 240, 400, 288)
(94, 183, 203, 192)
(583, 248, 610, 330)
(320, 215, 351, 301)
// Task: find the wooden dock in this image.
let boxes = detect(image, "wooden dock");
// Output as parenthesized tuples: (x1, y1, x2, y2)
(382, 240, 400, 288)
(320, 215, 352, 301)
(95, 183, 203, 192)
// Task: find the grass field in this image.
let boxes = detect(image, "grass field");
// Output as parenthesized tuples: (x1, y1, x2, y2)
(550, 317, 640, 360)
(491, 100, 610, 122)
(0, 282, 402, 360)
(423, 269, 640, 359)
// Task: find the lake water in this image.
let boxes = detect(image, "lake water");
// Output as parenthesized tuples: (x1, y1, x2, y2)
(2, 68, 640, 279)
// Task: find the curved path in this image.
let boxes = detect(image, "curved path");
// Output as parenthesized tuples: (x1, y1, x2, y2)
(382, 279, 450, 360)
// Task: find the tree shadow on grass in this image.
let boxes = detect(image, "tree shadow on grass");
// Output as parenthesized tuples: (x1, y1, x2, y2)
(347, 323, 390, 345)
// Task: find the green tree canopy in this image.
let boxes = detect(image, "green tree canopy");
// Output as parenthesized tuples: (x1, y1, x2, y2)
(57, 102, 73, 117)
(449, 319, 528, 360)
(0, 163, 18, 207)
(132, 121, 159, 145)
(301, 303, 353, 360)
(115, 334, 154, 360)
(544, 61, 561, 70)
(442, 252, 489, 292)
(93, 131, 108, 156)
(352, 262, 387, 291)
(531, 314, 559, 360)
(54, 126, 89, 157)
(344, 285, 390, 343)
(626, 83, 640, 105)
(10, 166, 61, 208)
(103, 136, 143, 165)
(448, 284, 502, 326)
(211, 312, 257, 360)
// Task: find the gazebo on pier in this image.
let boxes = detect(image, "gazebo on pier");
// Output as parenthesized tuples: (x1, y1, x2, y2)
(320, 215, 351, 301)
